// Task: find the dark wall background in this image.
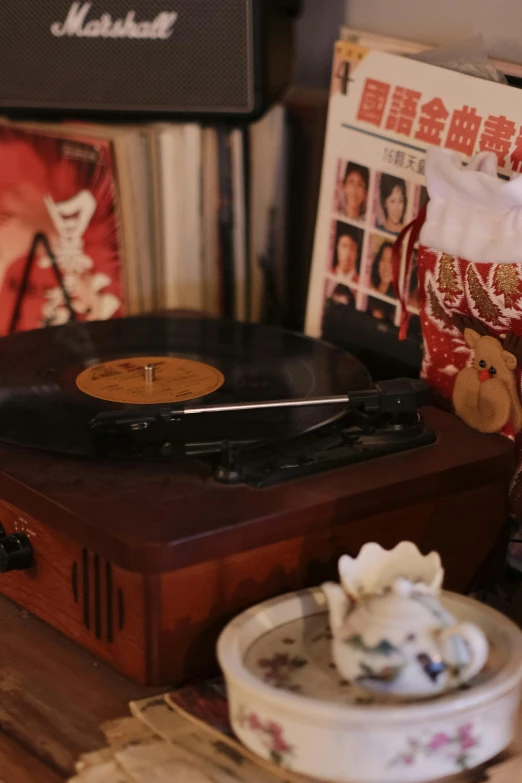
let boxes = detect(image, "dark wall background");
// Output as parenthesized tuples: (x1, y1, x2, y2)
(295, 0, 346, 87)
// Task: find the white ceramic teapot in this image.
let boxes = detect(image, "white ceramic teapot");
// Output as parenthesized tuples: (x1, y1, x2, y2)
(322, 542, 489, 698)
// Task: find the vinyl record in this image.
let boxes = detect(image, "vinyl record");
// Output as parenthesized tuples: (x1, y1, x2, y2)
(0, 314, 372, 457)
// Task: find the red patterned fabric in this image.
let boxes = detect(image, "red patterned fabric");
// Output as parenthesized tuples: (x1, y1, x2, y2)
(395, 147, 522, 538)
(404, 242, 522, 517)
(416, 247, 522, 402)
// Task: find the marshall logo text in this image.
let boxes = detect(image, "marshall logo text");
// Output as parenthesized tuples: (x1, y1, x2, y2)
(50, 2, 178, 39)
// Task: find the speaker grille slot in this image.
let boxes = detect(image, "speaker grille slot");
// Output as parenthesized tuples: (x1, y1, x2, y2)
(118, 588, 125, 631)
(106, 561, 113, 643)
(82, 548, 90, 629)
(94, 554, 102, 640)
(73, 550, 123, 641)
(71, 561, 78, 603)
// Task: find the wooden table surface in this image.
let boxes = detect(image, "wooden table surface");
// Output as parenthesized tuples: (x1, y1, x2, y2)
(0, 594, 160, 782)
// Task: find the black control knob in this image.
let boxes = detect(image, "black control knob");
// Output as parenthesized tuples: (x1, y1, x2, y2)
(0, 532, 33, 572)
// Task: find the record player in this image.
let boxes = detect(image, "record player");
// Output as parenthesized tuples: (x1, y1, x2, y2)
(0, 312, 513, 685)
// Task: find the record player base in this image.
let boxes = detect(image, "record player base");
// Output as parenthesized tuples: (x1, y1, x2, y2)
(0, 407, 514, 686)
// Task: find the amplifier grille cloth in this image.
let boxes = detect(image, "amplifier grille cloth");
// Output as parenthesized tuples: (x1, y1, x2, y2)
(0, 0, 253, 112)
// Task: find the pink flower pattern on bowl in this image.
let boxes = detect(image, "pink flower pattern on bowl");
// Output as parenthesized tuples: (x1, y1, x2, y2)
(391, 723, 480, 770)
(237, 707, 293, 767)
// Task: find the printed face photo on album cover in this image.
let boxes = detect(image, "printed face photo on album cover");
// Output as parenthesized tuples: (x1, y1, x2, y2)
(373, 172, 409, 236)
(364, 233, 396, 301)
(328, 220, 364, 286)
(321, 278, 357, 335)
(366, 295, 396, 324)
(323, 278, 357, 309)
(332, 159, 370, 222)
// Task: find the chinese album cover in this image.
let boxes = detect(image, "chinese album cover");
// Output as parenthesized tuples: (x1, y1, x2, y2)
(305, 40, 522, 343)
(0, 124, 124, 335)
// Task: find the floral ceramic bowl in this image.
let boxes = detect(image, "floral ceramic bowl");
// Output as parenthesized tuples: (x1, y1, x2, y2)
(217, 588, 522, 783)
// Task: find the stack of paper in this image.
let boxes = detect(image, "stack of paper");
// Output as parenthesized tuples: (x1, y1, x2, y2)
(68, 680, 522, 783)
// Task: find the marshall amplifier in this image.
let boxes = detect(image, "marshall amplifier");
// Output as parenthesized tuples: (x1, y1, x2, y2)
(0, 0, 300, 120)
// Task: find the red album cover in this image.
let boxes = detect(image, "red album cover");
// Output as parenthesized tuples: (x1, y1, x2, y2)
(0, 125, 124, 335)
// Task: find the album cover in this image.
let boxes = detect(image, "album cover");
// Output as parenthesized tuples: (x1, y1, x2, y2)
(0, 124, 124, 335)
(305, 40, 522, 345)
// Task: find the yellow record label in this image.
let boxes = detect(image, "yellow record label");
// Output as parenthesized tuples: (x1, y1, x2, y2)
(76, 356, 224, 405)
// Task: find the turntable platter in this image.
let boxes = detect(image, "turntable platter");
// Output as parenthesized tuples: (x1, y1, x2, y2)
(0, 315, 372, 457)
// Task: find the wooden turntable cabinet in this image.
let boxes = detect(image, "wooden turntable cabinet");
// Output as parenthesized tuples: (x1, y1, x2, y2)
(0, 405, 512, 685)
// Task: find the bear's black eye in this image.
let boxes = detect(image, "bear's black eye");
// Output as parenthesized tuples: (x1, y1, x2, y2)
(489, 366, 496, 375)
(479, 360, 486, 368)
